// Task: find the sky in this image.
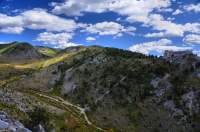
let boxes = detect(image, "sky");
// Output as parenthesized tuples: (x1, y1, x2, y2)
(0, 0, 200, 56)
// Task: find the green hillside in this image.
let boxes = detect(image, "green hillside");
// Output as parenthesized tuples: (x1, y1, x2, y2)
(1, 43, 200, 132)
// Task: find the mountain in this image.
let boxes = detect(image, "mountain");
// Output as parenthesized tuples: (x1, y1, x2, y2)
(35, 46, 61, 57)
(1, 42, 200, 132)
(0, 42, 44, 64)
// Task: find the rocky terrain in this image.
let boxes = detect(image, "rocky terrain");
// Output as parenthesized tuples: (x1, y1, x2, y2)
(1, 42, 200, 131)
(0, 111, 31, 132)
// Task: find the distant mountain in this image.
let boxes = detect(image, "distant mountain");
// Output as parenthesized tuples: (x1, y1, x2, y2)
(0, 42, 43, 64)
(35, 46, 61, 57)
(1, 42, 200, 132)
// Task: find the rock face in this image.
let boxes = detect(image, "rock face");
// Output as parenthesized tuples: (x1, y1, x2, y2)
(0, 111, 31, 132)
(33, 124, 45, 132)
(0, 120, 9, 130)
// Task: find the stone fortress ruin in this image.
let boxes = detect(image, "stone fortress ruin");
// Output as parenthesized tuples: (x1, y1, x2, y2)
(164, 50, 192, 59)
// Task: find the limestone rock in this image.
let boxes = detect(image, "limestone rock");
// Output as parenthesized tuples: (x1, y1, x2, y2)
(0, 120, 9, 130)
(33, 124, 45, 132)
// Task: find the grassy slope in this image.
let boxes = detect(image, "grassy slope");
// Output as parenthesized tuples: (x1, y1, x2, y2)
(36, 46, 60, 57)
(0, 42, 19, 55)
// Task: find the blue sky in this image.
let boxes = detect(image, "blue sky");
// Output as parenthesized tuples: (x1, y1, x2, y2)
(0, 0, 200, 55)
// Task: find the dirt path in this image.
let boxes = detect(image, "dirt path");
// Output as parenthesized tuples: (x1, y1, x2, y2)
(188, 91, 194, 115)
(37, 93, 105, 131)
(95, 75, 128, 103)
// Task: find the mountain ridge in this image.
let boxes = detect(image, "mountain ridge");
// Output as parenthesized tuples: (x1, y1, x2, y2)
(1, 42, 200, 132)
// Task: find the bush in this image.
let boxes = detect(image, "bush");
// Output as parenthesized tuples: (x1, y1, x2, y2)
(25, 107, 51, 131)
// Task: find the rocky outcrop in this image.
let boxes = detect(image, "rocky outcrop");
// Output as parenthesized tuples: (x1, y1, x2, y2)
(33, 124, 45, 132)
(0, 111, 31, 132)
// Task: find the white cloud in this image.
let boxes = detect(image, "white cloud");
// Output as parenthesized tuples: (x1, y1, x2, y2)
(51, 0, 172, 24)
(82, 21, 136, 36)
(77, 23, 87, 28)
(86, 37, 96, 41)
(182, 23, 200, 33)
(144, 14, 200, 37)
(0, 27, 24, 34)
(11, 9, 21, 13)
(145, 30, 184, 37)
(113, 33, 123, 39)
(49, 0, 199, 38)
(49, 2, 58, 7)
(74, 17, 78, 20)
(0, 42, 10, 44)
(172, 9, 183, 15)
(52, 0, 112, 16)
(193, 50, 200, 56)
(54, 42, 82, 49)
(0, 8, 81, 34)
(82, 22, 123, 35)
(21, 9, 77, 32)
(157, 8, 173, 12)
(116, 18, 121, 21)
(0, 13, 23, 27)
(184, 3, 200, 13)
(129, 39, 192, 54)
(126, 15, 150, 23)
(167, 17, 175, 21)
(35, 32, 81, 48)
(122, 26, 136, 32)
(183, 34, 200, 44)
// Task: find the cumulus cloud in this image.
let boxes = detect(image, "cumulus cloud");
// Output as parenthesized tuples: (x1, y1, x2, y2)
(51, 0, 172, 24)
(82, 21, 136, 36)
(0, 27, 24, 34)
(183, 34, 200, 44)
(82, 22, 123, 35)
(157, 8, 173, 12)
(86, 37, 96, 41)
(51, 0, 112, 16)
(35, 32, 81, 48)
(20, 9, 77, 32)
(167, 17, 175, 21)
(184, 3, 200, 13)
(144, 14, 200, 37)
(48, 0, 198, 38)
(116, 18, 121, 21)
(0, 13, 23, 27)
(129, 39, 192, 54)
(126, 15, 150, 23)
(145, 30, 184, 37)
(113, 33, 123, 39)
(172, 9, 183, 15)
(0, 8, 80, 33)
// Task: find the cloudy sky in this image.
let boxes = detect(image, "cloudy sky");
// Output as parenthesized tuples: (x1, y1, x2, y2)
(0, 0, 200, 55)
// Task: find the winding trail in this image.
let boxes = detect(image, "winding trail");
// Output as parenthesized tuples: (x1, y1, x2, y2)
(95, 75, 128, 103)
(188, 91, 194, 115)
(37, 93, 105, 131)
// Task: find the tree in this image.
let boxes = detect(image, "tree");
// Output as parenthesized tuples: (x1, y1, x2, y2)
(25, 107, 51, 130)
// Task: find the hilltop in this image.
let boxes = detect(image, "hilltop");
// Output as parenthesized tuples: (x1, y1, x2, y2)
(1, 42, 200, 132)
